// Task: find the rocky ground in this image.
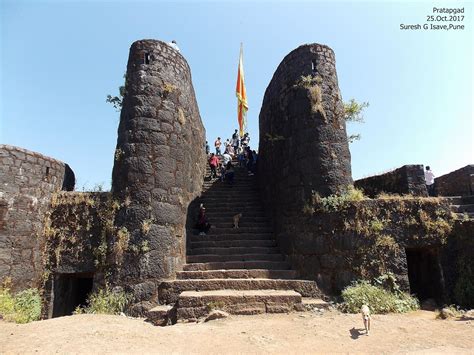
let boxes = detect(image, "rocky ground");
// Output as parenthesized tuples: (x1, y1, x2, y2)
(1, 309, 473, 354)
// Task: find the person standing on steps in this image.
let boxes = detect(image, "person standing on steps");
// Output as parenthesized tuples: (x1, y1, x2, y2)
(232, 129, 240, 152)
(222, 152, 232, 166)
(205, 141, 210, 155)
(225, 161, 235, 185)
(208, 153, 219, 179)
(196, 204, 211, 235)
(241, 132, 250, 148)
(214, 137, 222, 155)
(424, 166, 436, 196)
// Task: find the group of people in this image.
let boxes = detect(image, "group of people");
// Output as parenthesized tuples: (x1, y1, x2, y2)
(204, 129, 258, 182)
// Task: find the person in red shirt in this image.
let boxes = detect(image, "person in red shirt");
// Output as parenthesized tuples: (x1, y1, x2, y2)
(208, 153, 219, 179)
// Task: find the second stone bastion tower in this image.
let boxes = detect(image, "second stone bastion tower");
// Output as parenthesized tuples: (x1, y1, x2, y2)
(258, 43, 353, 225)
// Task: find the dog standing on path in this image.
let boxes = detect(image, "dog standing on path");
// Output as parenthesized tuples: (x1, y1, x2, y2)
(361, 305, 371, 335)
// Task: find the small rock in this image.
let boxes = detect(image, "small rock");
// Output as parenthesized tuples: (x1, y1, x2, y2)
(439, 308, 455, 319)
(204, 310, 229, 322)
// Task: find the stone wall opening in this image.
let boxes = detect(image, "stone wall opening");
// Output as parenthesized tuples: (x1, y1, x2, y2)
(52, 272, 94, 317)
(405, 247, 444, 303)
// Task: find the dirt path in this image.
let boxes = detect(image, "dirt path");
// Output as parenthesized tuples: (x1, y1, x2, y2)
(1, 310, 473, 354)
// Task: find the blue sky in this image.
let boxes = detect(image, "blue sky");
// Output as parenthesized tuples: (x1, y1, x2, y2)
(1, 0, 472, 190)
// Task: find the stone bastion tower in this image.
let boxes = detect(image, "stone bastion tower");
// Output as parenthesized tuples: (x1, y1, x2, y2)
(258, 43, 353, 209)
(111, 40, 206, 286)
(257, 44, 353, 249)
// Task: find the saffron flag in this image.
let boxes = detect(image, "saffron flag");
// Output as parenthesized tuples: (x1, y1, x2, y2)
(236, 44, 248, 137)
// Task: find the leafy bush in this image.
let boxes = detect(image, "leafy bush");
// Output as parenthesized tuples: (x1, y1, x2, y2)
(75, 288, 132, 315)
(0, 288, 42, 323)
(340, 280, 419, 314)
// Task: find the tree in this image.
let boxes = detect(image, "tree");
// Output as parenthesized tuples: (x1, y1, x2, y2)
(344, 99, 369, 143)
(106, 74, 127, 111)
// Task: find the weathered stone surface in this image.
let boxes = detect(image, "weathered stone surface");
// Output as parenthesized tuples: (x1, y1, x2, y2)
(0, 145, 70, 291)
(204, 310, 229, 322)
(439, 307, 456, 319)
(258, 44, 352, 206)
(435, 165, 474, 197)
(146, 304, 174, 326)
(111, 39, 206, 284)
(159, 279, 319, 304)
(355, 165, 428, 197)
(129, 301, 156, 317)
(176, 289, 302, 321)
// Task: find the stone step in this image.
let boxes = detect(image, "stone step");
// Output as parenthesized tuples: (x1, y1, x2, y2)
(206, 216, 269, 223)
(209, 222, 270, 229)
(461, 195, 474, 204)
(450, 204, 474, 213)
(209, 227, 273, 234)
(455, 212, 474, 220)
(176, 269, 298, 280)
(199, 204, 263, 210)
(189, 239, 276, 248)
(204, 211, 266, 217)
(189, 233, 273, 242)
(176, 290, 303, 321)
(199, 199, 262, 205)
(182, 261, 291, 271)
(200, 202, 262, 207)
(187, 253, 285, 263)
(187, 247, 280, 256)
(443, 196, 463, 205)
(159, 279, 321, 304)
(203, 183, 256, 188)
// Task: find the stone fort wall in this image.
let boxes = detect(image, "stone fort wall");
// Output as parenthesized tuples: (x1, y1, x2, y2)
(435, 165, 474, 196)
(0, 145, 71, 291)
(355, 165, 428, 198)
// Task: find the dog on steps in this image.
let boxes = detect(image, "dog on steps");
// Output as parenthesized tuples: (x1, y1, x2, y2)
(233, 213, 242, 228)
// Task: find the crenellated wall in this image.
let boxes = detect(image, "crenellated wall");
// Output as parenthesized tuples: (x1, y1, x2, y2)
(111, 39, 206, 286)
(0, 145, 71, 291)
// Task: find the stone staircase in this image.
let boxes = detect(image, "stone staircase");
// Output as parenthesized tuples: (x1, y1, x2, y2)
(155, 160, 324, 323)
(444, 195, 474, 219)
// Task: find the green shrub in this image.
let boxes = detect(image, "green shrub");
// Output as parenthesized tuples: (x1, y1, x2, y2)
(312, 186, 365, 212)
(75, 288, 132, 315)
(0, 288, 41, 323)
(340, 280, 419, 314)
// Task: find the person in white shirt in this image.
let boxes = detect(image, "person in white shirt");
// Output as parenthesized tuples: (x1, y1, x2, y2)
(222, 153, 232, 165)
(168, 40, 180, 52)
(424, 166, 435, 196)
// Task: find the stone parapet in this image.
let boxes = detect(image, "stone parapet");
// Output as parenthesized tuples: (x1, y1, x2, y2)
(355, 165, 428, 197)
(0, 145, 69, 291)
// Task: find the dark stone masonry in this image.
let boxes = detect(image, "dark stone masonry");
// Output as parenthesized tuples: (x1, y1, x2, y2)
(258, 44, 352, 217)
(0, 145, 71, 292)
(435, 165, 473, 197)
(1, 40, 473, 319)
(111, 39, 206, 286)
(355, 165, 428, 198)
